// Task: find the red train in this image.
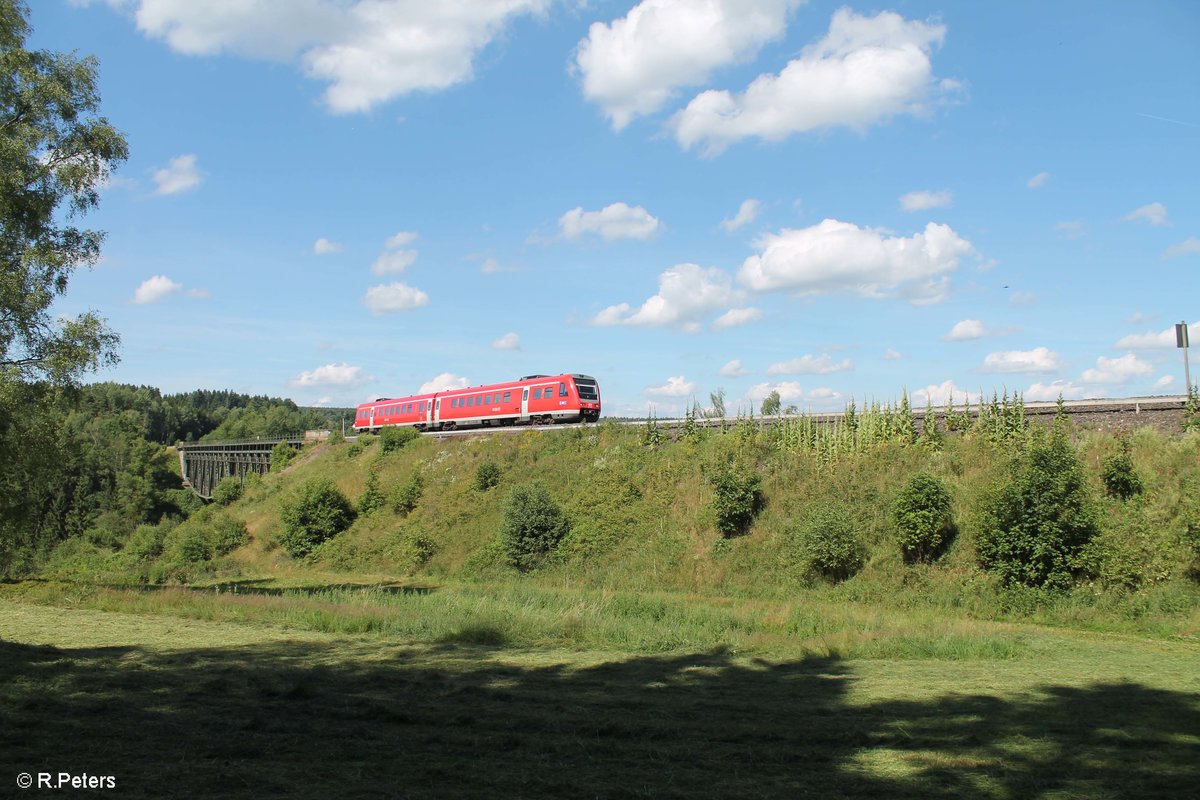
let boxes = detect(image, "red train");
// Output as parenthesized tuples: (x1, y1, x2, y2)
(353, 373, 601, 433)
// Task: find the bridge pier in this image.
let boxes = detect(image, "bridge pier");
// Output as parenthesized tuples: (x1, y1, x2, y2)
(177, 437, 307, 500)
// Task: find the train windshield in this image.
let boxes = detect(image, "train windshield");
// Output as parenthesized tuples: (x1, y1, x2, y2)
(573, 376, 599, 401)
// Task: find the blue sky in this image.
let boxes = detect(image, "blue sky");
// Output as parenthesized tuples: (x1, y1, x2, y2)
(35, 0, 1200, 416)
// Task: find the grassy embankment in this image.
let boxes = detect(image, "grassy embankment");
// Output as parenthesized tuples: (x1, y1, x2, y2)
(2, 419, 1198, 796)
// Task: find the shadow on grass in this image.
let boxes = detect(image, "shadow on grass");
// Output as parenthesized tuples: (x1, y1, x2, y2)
(1, 637, 1197, 799)
(86, 578, 438, 598)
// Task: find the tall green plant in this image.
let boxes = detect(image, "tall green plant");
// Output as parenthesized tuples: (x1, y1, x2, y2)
(278, 477, 355, 557)
(500, 483, 570, 572)
(892, 473, 955, 563)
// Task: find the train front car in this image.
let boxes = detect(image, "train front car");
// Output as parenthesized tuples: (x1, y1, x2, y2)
(570, 374, 601, 422)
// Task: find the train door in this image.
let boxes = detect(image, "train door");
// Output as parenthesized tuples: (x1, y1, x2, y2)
(521, 388, 529, 420)
(433, 399, 441, 427)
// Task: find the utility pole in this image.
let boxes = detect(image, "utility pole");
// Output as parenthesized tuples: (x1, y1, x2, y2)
(1177, 321, 1191, 396)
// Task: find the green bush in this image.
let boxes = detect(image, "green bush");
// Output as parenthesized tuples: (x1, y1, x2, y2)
(390, 473, 424, 516)
(278, 477, 356, 557)
(208, 515, 248, 555)
(379, 425, 420, 454)
(358, 471, 386, 515)
(704, 458, 763, 537)
(271, 442, 297, 470)
(212, 476, 243, 506)
(892, 472, 955, 563)
(123, 522, 170, 562)
(977, 428, 1099, 589)
(501, 483, 571, 572)
(163, 524, 212, 565)
(474, 460, 501, 491)
(795, 503, 865, 582)
(1102, 440, 1144, 500)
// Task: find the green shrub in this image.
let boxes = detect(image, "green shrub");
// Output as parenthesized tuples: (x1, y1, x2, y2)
(704, 458, 763, 537)
(327, 429, 346, 445)
(163, 524, 212, 565)
(390, 473, 424, 516)
(124, 522, 170, 562)
(474, 460, 501, 491)
(500, 483, 571, 572)
(795, 503, 865, 582)
(208, 515, 248, 555)
(1102, 440, 1144, 500)
(358, 471, 386, 515)
(271, 442, 297, 470)
(278, 477, 356, 557)
(212, 476, 243, 506)
(977, 428, 1099, 589)
(892, 472, 955, 563)
(379, 425, 420, 454)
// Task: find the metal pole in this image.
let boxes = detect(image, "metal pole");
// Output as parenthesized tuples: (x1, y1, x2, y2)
(1178, 321, 1191, 397)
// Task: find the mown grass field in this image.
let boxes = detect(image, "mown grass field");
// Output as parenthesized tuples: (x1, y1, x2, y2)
(2, 580, 1198, 799)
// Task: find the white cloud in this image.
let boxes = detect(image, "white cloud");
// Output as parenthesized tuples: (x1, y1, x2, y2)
(1009, 291, 1037, 307)
(314, 237, 343, 255)
(712, 307, 762, 330)
(1153, 375, 1175, 391)
(418, 372, 469, 394)
(1024, 380, 1096, 401)
(1127, 311, 1157, 325)
(371, 249, 418, 275)
(1080, 353, 1154, 384)
(574, 0, 798, 130)
(721, 198, 762, 233)
(290, 362, 367, 388)
(129, 0, 550, 114)
(1054, 220, 1086, 240)
(942, 319, 986, 341)
(386, 231, 418, 248)
(132, 275, 183, 304)
(911, 380, 980, 407)
(152, 154, 202, 195)
(1122, 202, 1168, 226)
(559, 202, 662, 241)
(1164, 237, 1200, 259)
(671, 9, 949, 156)
(883, 348, 903, 360)
(743, 381, 844, 411)
(363, 282, 429, 315)
(1115, 319, 1198, 349)
(1027, 171, 1049, 189)
(981, 347, 1063, 374)
(900, 189, 952, 212)
(480, 257, 504, 274)
(767, 354, 853, 375)
(720, 359, 748, 377)
(492, 332, 521, 350)
(591, 263, 740, 331)
(646, 375, 695, 397)
(738, 219, 973, 305)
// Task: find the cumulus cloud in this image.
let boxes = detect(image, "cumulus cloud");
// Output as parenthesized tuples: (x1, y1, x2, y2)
(1121, 202, 1168, 226)
(767, 354, 853, 375)
(671, 9, 949, 155)
(899, 189, 952, 212)
(883, 348, 903, 360)
(646, 375, 695, 397)
(559, 202, 662, 241)
(363, 282, 429, 315)
(1115, 319, 1198, 349)
(1080, 353, 1154, 385)
(386, 231, 418, 248)
(720, 359, 748, 377)
(1164, 237, 1200, 259)
(491, 332, 521, 350)
(370, 231, 418, 274)
(712, 307, 763, 330)
(721, 198, 762, 232)
(313, 237, 343, 255)
(418, 372, 469, 394)
(1027, 171, 1049, 189)
(152, 154, 202, 195)
(574, 0, 798, 130)
(290, 362, 367, 387)
(132, 275, 183, 304)
(1024, 380, 1096, 401)
(910, 380, 979, 407)
(981, 347, 1063, 374)
(942, 319, 986, 341)
(1152, 375, 1175, 391)
(737, 219, 973, 305)
(127, 0, 550, 114)
(743, 381, 843, 411)
(591, 263, 740, 332)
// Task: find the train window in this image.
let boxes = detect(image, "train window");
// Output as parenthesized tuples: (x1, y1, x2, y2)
(503, 392, 511, 402)
(560, 383, 567, 397)
(533, 389, 542, 399)
(468, 397, 474, 407)
(451, 399, 457, 409)
(418, 402, 425, 412)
